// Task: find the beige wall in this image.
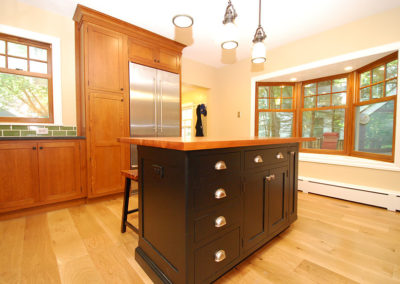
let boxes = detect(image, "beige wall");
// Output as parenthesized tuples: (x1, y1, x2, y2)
(1, 0, 76, 125)
(213, 6, 400, 192)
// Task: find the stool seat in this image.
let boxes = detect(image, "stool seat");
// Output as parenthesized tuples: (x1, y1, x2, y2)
(121, 169, 138, 181)
(121, 169, 139, 234)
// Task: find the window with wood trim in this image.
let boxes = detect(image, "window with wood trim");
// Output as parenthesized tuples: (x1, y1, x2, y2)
(0, 33, 53, 123)
(256, 82, 295, 138)
(352, 53, 397, 161)
(254, 51, 398, 162)
(300, 74, 349, 153)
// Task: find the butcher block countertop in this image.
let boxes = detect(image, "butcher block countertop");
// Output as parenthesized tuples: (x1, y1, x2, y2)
(117, 136, 314, 151)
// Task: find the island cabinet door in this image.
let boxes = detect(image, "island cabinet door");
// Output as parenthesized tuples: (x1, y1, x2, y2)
(287, 148, 298, 223)
(242, 170, 269, 251)
(267, 166, 289, 235)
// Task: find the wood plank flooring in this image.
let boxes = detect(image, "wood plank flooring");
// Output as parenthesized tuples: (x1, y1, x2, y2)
(0, 192, 399, 284)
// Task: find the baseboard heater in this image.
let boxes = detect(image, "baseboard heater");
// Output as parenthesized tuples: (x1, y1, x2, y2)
(298, 176, 400, 212)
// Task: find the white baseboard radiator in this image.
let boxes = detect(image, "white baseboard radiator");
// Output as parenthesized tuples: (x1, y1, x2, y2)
(298, 176, 400, 212)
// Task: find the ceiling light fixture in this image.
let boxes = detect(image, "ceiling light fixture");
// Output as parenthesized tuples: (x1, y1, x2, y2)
(172, 14, 194, 28)
(221, 0, 238, 50)
(252, 0, 267, 64)
(344, 66, 353, 71)
(290, 78, 297, 82)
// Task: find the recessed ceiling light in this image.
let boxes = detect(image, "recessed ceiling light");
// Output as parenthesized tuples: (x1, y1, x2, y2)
(290, 78, 297, 82)
(344, 66, 353, 71)
(172, 15, 194, 28)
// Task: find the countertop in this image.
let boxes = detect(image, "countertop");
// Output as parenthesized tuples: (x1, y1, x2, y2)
(0, 136, 86, 141)
(117, 136, 314, 151)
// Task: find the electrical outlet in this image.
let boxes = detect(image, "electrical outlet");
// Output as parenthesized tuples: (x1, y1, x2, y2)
(36, 128, 48, 135)
(237, 111, 241, 118)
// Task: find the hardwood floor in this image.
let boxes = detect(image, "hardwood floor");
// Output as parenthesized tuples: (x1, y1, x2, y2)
(0, 192, 399, 284)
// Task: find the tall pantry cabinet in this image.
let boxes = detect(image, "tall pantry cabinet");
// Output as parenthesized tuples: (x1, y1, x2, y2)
(73, 5, 185, 198)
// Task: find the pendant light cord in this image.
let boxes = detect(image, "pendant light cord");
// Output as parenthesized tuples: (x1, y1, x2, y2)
(258, 0, 261, 27)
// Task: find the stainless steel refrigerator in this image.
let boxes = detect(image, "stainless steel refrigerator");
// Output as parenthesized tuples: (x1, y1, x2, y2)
(129, 62, 180, 167)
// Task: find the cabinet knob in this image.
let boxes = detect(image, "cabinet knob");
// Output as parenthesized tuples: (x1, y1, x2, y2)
(290, 151, 295, 156)
(254, 155, 263, 163)
(215, 216, 227, 228)
(265, 174, 275, 181)
(39, 146, 43, 150)
(214, 188, 227, 199)
(32, 146, 37, 150)
(121, 98, 124, 102)
(276, 152, 284, 159)
(120, 88, 124, 91)
(214, 250, 226, 263)
(214, 161, 227, 170)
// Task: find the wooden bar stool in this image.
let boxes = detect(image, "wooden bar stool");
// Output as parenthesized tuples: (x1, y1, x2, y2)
(121, 169, 139, 234)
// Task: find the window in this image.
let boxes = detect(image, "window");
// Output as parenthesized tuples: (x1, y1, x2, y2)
(182, 106, 193, 137)
(254, 52, 398, 162)
(0, 33, 53, 123)
(301, 75, 349, 153)
(352, 54, 397, 160)
(256, 83, 295, 138)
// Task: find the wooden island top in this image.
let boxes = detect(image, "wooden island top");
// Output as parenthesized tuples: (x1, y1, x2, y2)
(117, 136, 314, 151)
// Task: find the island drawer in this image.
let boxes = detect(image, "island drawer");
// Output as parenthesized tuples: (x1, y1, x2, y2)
(244, 147, 288, 170)
(194, 198, 240, 242)
(190, 152, 240, 178)
(194, 175, 240, 210)
(194, 228, 240, 284)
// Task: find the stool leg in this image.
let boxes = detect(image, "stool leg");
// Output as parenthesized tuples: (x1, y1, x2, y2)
(121, 177, 131, 233)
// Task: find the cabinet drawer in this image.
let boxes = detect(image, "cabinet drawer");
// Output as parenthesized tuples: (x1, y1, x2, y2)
(194, 175, 240, 210)
(191, 152, 240, 178)
(244, 148, 287, 170)
(194, 198, 240, 242)
(195, 228, 240, 284)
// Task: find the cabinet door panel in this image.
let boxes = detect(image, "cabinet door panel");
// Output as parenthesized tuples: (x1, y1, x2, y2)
(128, 38, 157, 67)
(89, 92, 126, 196)
(268, 166, 289, 234)
(87, 25, 123, 92)
(0, 143, 39, 210)
(158, 48, 179, 73)
(242, 170, 268, 251)
(38, 141, 82, 202)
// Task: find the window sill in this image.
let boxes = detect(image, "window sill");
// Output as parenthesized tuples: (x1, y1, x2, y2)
(299, 152, 400, 172)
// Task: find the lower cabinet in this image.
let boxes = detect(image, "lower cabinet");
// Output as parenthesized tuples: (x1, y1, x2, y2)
(0, 139, 85, 214)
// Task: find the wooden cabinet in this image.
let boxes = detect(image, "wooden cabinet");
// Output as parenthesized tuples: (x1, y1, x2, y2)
(74, 5, 184, 198)
(0, 140, 85, 214)
(87, 25, 125, 93)
(38, 141, 82, 202)
(0, 142, 39, 211)
(128, 37, 181, 73)
(135, 143, 299, 284)
(88, 92, 126, 196)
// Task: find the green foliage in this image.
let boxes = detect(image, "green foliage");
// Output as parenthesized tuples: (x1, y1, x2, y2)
(0, 73, 49, 118)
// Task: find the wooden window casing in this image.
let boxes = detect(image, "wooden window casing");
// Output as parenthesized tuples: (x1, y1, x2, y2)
(255, 82, 296, 138)
(299, 73, 352, 155)
(0, 33, 53, 123)
(351, 52, 398, 162)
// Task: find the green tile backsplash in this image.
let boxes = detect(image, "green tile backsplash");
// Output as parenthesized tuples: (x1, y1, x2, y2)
(0, 125, 77, 137)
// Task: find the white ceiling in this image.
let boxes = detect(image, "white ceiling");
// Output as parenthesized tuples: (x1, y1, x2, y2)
(19, 0, 400, 68)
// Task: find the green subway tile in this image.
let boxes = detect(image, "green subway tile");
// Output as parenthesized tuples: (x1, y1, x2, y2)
(0, 130, 3, 136)
(52, 130, 67, 136)
(0, 125, 11, 129)
(60, 126, 74, 130)
(21, 131, 36, 136)
(11, 125, 28, 130)
(3, 130, 20, 136)
(46, 126, 60, 130)
(37, 133, 52, 137)
(67, 130, 77, 136)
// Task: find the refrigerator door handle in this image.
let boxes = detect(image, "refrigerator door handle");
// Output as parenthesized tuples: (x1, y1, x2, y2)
(153, 77, 157, 135)
(160, 79, 163, 133)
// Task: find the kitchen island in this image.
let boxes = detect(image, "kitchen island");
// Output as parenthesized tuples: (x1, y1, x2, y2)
(118, 136, 313, 284)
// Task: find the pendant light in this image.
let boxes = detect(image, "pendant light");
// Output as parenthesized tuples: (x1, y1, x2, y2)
(221, 0, 238, 50)
(251, 0, 267, 63)
(172, 15, 194, 28)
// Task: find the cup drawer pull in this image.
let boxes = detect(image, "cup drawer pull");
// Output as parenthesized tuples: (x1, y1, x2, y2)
(215, 216, 227, 228)
(276, 152, 284, 159)
(214, 161, 227, 170)
(214, 188, 227, 199)
(214, 250, 226, 263)
(254, 155, 263, 163)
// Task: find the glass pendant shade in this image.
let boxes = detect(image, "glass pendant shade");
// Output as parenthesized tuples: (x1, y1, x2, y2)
(221, 22, 238, 50)
(252, 41, 266, 63)
(172, 15, 194, 28)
